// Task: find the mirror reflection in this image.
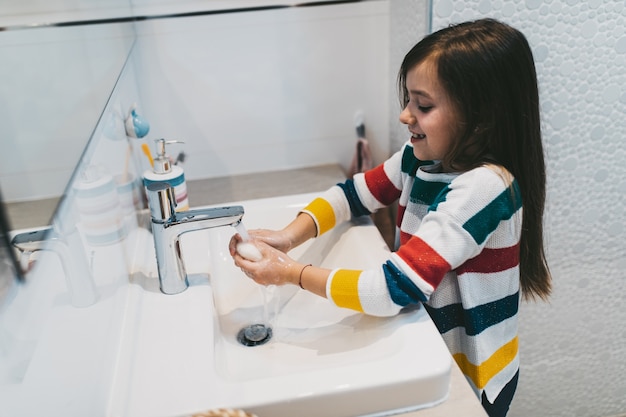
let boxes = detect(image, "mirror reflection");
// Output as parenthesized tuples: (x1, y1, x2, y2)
(0, 1, 136, 230)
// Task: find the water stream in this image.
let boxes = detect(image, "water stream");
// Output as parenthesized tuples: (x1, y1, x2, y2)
(233, 221, 276, 346)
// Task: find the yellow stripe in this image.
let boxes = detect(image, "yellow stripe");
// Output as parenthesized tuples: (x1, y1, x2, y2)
(329, 269, 363, 312)
(453, 336, 518, 389)
(303, 198, 336, 235)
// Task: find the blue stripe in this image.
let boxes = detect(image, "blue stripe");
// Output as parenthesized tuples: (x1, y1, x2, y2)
(410, 177, 449, 207)
(401, 144, 434, 176)
(143, 173, 185, 188)
(424, 292, 519, 336)
(337, 180, 371, 217)
(463, 180, 522, 245)
(428, 184, 450, 211)
(383, 261, 427, 306)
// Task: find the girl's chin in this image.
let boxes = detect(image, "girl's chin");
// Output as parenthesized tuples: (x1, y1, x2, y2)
(412, 148, 427, 161)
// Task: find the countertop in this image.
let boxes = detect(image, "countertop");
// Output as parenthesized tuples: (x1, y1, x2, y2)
(187, 165, 487, 417)
(8, 164, 485, 417)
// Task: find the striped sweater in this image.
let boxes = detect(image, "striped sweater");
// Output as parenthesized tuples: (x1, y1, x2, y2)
(301, 142, 522, 403)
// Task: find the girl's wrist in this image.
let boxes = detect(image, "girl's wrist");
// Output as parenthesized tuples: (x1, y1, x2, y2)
(298, 264, 313, 289)
(283, 230, 295, 252)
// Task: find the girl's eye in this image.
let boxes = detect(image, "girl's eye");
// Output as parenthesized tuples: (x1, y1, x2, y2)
(417, 105, 433, 113)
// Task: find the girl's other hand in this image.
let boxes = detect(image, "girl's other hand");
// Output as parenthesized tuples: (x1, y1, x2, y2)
(247, 228, 294, 253)
(229, 233, 301, 287)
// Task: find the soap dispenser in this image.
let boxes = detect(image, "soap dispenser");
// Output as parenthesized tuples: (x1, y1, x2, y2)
(142, 139, 189, 211)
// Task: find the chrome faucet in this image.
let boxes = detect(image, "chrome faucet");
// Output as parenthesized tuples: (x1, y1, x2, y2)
(145, 182, 244, 295)
(10, 226, 98, 307)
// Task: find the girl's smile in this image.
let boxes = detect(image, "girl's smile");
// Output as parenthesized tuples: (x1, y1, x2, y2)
(399, 60, 460, 168)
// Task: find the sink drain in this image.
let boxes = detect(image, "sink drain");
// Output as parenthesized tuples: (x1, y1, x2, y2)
(237, 323, 272, 346)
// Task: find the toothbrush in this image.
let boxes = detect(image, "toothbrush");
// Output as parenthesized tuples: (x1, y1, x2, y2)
(141, 143, 154, 167)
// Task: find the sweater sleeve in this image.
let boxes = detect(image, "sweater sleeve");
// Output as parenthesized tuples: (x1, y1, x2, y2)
(323, 167, 522, 317)
(300, 146, 406, 237)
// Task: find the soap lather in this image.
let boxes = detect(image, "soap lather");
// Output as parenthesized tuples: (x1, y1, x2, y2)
(143, 139, 189, 212)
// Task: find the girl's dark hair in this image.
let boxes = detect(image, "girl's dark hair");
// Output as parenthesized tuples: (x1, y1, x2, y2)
(398, 18, 551, 300)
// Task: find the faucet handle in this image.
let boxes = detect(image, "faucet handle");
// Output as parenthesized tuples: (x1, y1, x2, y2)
(146, 182, 177, 222)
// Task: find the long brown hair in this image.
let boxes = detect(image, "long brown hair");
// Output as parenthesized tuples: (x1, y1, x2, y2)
(398, 18, 551, 300)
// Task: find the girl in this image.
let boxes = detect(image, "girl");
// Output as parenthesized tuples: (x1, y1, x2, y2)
(230, 18, 551, 417)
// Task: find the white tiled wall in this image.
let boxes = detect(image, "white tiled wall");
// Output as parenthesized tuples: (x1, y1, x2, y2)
(0, 22, 134, 202)
(388, 0, 430, 152)
(131, 1, 391, 180)
(430, 2, 626, 416)
(1, 1, 391, 205)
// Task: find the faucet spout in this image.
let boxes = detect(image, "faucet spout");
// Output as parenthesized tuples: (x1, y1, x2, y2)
(10, 226, 98, 307)
(145, 182, 244, 295)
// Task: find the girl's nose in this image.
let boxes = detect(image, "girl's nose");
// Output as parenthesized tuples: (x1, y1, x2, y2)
(399, 106, 416, 125)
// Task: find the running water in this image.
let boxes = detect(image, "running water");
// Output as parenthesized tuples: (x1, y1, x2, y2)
(232, 221, 278, 346)
(234, 221, 262, 261)
(261, 284, 278, 325)
(234, 221, 250, 242)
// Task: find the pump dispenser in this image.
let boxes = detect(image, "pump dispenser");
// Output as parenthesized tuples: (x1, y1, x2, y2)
(142, 139, 189, 211)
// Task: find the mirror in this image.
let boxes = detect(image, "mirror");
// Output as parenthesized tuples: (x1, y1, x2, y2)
(0, 1, 136, 231)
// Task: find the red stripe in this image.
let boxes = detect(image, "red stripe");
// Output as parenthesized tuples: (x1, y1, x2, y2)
(399, 229, 412, 246)
(456, 243, 520, 275)
(176, 191, 188, 203)
(396, 237, 450, 289)
(364, 164, 401, 206)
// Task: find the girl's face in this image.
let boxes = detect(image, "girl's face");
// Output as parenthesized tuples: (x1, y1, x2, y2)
(399, 60, 460, 169)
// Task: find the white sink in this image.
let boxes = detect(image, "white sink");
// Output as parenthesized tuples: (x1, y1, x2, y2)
(111, 193, 451, 417)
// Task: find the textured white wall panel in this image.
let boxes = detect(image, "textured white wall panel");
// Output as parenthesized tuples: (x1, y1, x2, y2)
(389, 0, 430, 153)
(429, 1, 626, 416)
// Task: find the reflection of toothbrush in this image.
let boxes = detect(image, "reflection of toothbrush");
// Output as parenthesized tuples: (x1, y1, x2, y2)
(354, 111, 365, 138)
(354, 111, 365, 170)
(174, 151, 186, 165)
(348, 110, 373, 177)
(141, 143, 154, 167)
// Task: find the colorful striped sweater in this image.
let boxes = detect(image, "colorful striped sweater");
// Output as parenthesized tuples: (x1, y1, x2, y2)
(300, 142, 522, 403)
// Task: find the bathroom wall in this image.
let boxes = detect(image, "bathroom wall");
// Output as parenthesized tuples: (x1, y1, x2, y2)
(389, 0, 430, 152)
(0, 0, 135, 205)
(131, 1, 391, 181)
(429, 1, 626, 416)
(2, 1, 392, 204)
(0, 24, 134, 204)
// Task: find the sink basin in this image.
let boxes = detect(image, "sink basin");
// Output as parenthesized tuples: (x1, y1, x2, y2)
(111, 193, 451, 417)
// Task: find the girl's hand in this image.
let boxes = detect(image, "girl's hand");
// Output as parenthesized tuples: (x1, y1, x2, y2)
(229, 233, 301, 286)
(239, 212, 318, 254)
(247, 228, 294, 253)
